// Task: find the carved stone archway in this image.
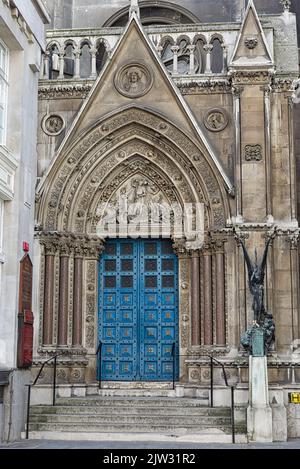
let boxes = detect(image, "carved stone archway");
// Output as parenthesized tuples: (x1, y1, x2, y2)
(35, 107, 231, 385)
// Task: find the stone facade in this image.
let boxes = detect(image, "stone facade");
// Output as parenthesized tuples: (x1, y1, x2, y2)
(0, 0, 298, 442)
(0, 0, 49, 442)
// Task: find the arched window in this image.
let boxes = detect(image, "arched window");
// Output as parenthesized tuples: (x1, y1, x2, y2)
(64, 44, 74, 78)
(160, 38, 174, 74)
(80, 43, 91, 79)
(211, 38, 223, 74)
(194, 38, 206, 74)
(48, 43, 60, 79)
(104, 2, 200, 27)
(96, 42, 108, 75)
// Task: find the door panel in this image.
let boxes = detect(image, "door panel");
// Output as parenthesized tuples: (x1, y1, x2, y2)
(98, 239, 178, 381)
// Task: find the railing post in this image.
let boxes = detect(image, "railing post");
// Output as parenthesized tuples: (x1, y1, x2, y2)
(231, 386, 235, 444)
(210, 357, 214, 408)
(25, 385, 31, 440)
(53, 355, 57, 406)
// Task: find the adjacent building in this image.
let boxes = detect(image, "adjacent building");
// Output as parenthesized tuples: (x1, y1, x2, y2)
(0, 0, 49, 441)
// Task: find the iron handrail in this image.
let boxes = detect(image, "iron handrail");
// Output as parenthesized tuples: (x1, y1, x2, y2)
(96, 340, 103, 390)
(209, 355, 235, 444)
(25, 353, 62, 440)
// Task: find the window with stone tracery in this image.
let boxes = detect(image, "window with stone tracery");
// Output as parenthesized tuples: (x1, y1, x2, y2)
(0, 39, 8, 145)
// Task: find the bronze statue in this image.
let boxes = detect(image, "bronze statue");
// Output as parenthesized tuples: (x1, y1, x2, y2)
(234, 228, 276, 325)
(234, 228, 276, 353)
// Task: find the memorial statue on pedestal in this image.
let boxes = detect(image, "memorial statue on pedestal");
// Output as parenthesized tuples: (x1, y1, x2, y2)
(234, 228, 277, 354)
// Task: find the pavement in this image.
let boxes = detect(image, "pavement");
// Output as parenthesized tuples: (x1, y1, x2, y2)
(1, 439, 300, 449)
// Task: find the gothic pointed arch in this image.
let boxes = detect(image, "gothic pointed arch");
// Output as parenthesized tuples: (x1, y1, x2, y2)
(36, 106, 231, 235)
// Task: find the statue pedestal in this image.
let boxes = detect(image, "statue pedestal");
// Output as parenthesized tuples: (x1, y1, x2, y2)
(247, 355, 273, 442)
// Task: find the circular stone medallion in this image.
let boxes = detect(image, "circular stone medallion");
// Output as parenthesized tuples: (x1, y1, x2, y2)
(204, 108, 229, 132)
(114, 62, 154, 98)
(42, 114, 65, 136)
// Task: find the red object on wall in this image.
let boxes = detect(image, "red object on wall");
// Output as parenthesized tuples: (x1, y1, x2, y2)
(23, 242, 30, 252)
(17, 310, 34, 368)
(17, 254, 34, 368)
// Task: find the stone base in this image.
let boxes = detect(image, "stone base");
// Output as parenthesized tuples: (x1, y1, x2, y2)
(247, 405, 273, 442)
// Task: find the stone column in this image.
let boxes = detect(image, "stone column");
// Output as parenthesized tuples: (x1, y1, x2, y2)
(74, 48, 81, 79)
(289, 234, 300, 341)
(171, 46, 180, 74)
(156, 45, 163, 58)
(58, 245, 70, 346)
(84, 241, 105, 354)
(191, 251, 200, 345)
(288, 97, 297, 222)
(203, 244, 213, 345)
(43, 243, 56, 345)
(214, 241, 226, 346)
(187, 45, 196, 74)
(264, 86, 273, 221)
(73, 245, 84, 347)
(90, 47, 97, 79)
(58, 49, 65, 79)
(41, 51, 50, 79)
(222, 44, 228, 73)
(232, 86, 243, 222)
(204, 44, 213, 74)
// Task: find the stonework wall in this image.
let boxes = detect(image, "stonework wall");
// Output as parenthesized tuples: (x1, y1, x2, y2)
(32, 1, 300, 402)
(0, 0, 48, 442)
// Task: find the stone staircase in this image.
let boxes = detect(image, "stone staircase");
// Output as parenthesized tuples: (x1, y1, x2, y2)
(26, 391, 248, 443)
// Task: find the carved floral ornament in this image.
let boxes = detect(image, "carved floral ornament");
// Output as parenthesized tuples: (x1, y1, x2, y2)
(245, 144, 262, 162)
(114, 62, 154, 98)
(42, 114, 65, 136)
(38, 108, 228, 232)
(204, 108, 229, 132)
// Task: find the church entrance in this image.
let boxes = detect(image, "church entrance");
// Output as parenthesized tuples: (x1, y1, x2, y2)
(98, 238, 179, 381)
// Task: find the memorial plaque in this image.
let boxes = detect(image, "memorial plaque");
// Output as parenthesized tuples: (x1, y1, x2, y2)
(251, 327, 265, 357)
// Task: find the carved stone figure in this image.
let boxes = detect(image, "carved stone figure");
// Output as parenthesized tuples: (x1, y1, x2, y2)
(244, 37, 258, 50)
(43, 114, 65, 136)
(234, 228, 276, 353)
(204, 109, 228, 132)
(114, 63, 153, 98)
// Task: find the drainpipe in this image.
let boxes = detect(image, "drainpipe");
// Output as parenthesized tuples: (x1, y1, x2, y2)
(6, 372, 14, 442)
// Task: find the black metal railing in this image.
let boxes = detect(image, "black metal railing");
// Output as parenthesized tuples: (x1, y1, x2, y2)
(96, 340, 103, 390)
(209, 356, 236, 444)
(25, 353, 62, 440)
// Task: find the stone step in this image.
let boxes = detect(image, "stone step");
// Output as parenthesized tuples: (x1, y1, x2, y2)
(22, 430, 248, 444)
(96, 388, 209, 399)
(28, 422, 247, 434)
(55, 397, 210, 407)
(29, 414, 232, 426)
(30, 405, 231, 417)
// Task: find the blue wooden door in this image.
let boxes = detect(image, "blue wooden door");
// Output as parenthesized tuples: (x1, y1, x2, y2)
(98, 239, 179, 381)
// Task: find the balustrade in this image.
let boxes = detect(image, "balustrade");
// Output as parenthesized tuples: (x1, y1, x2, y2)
(41, 27, 234, 82)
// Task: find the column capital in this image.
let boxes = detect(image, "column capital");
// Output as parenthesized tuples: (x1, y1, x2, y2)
(172, 238, 189, 257)
(231, 85, 244, 98)
(171, 45, 180, 54)
(203, 44, 213, 53)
